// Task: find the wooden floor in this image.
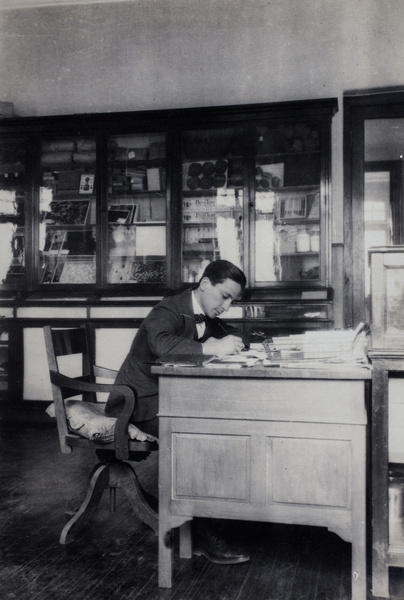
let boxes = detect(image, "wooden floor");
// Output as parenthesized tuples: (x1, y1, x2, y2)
(1, 422, 404, 600)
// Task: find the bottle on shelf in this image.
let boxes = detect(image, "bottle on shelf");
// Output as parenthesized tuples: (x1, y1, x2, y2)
(310, 225, 320, 252)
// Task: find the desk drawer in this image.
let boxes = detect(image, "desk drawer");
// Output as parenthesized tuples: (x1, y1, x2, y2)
(158, 376, 367, 425)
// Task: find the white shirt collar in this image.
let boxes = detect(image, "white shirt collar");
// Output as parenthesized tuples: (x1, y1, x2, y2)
(192, 290, 204, 316)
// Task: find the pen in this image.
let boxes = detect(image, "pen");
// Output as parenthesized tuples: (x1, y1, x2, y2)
(217, 320, 230, 337)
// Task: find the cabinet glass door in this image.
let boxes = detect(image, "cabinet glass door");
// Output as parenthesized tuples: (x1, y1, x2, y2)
(181, 127, 245, 282)
(106, 133, 167, 284)
(253, 121, 322, 284)
(0, 136, 26, 287)
(39, 136, 96, 285)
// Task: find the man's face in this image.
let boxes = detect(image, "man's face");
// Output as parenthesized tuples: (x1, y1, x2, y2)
(197, 277, 242, 319)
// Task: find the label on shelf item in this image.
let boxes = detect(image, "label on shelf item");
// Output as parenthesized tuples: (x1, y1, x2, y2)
(183, 211, 216, 223)
(183, 197, 216, 210)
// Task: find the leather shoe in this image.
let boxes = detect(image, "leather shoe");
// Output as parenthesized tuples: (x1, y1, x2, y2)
(193, 527, 250, 565)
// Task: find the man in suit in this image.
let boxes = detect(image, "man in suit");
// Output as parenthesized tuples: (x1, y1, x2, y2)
(106, 259, 250, 564)
(106, 259, 249, 436)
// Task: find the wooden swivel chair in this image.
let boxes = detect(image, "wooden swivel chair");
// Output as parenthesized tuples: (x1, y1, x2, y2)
(43, 324, 158, 545)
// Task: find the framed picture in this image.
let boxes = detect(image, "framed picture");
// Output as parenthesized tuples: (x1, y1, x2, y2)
(279, 193, 307, 219)
(49, 230, 66, 253)
(108, 204, 137, 224)
(42, 199, 90, 225)
(79, 173, 95, 194)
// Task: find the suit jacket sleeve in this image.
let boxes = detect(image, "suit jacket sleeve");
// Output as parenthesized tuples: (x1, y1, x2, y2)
(146, 302, 203, 356)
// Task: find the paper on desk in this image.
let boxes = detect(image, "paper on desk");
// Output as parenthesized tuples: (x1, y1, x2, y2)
(205, 354, 261, 368)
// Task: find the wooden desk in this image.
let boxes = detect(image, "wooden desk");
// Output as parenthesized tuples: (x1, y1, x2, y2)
(154, 364, 371, 600)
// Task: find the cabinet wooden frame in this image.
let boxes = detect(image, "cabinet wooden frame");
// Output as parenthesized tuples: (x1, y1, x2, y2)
(343, 91, 404, 328)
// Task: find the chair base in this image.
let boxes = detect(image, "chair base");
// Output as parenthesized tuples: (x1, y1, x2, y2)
(60, 460, 158, 545)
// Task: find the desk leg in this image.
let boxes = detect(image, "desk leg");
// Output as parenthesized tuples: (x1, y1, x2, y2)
(179, 520, 193, 559)
(351, 527, 367, 600)
(351, 425, 367, 600)
(158, 417, 173, 588)
(371, 365, 390, 599)
(158, 515, 173, 588)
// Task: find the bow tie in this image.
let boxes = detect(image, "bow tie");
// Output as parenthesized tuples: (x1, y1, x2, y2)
(194, 313, 207, 324)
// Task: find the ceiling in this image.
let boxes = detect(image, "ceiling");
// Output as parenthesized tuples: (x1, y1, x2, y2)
(0, 0, 130, 8)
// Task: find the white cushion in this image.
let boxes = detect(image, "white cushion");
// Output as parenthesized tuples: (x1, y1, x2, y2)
(46, 400, 158, 443)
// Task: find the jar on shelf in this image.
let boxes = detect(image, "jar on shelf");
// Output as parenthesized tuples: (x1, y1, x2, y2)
(310, 225, 320, 252)
(296, 226, 310, 253)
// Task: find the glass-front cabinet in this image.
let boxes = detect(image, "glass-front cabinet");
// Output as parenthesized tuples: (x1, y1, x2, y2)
(0, 98, 337, 295)
(37, 129, 168, 288)
(179, 103, 334, 289)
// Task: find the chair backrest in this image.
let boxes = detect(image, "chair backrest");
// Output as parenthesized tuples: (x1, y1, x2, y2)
(44, 323, 96, 389)
(43, 324, 97, 452)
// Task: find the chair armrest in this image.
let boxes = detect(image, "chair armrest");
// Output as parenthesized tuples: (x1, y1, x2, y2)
(94, 365, 118, 379)
(49, 370, 136, 460)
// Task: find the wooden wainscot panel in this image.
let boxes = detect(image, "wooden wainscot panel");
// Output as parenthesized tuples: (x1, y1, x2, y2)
(17, 306, 87, 319)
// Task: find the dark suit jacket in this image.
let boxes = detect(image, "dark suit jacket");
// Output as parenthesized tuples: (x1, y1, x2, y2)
(105, 287, 248, 422)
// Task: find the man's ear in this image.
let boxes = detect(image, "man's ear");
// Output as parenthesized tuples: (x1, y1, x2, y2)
(199, 276, 210, 291)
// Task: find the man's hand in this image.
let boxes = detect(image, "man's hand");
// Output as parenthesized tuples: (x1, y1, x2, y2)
(202, 335, 244, 356)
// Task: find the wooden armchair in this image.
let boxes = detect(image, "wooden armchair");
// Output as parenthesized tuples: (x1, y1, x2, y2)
(43, 324, 158, 545)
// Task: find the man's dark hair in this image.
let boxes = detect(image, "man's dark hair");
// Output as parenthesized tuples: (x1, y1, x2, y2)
(200, 259, 246, 290)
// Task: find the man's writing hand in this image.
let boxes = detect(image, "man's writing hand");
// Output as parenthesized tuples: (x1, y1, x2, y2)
(202, 335, 244, 356)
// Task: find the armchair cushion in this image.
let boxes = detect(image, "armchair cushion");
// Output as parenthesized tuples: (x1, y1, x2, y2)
(46, 400, 158, 444)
